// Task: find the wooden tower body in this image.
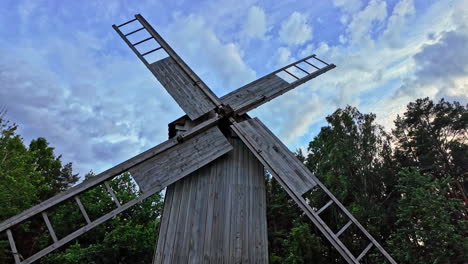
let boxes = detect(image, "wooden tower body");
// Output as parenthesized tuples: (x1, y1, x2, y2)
(154, 135, 268, 263)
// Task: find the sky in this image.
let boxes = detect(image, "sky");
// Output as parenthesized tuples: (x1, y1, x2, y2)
(0, 0, 467, 176)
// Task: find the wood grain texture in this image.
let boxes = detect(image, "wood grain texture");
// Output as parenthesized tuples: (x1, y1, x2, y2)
(0, 115, 220, 234)
(130, 126, 232, 193)
(231, 118, 317, 195)
(154, 136, 268, 264)
(150, 57, 216, 120)
(221, 75, 289, 114)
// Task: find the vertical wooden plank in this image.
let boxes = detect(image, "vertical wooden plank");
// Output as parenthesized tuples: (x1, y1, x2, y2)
(6, 229, 21, 264)
(42, 212, 58, 243)
(74, 196, 91, 224)
(104, 181, 121, 207)
(154, 185, 174, 264)
(164, 182, 183, 264)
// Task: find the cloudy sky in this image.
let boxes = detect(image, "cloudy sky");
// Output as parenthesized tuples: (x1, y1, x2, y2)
(1, 0, 467, 176)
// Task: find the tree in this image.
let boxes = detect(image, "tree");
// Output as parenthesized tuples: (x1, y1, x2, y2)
(393, 98, 468, 204)
(388, 168, 467, 263)
(306, 106, 398, 247)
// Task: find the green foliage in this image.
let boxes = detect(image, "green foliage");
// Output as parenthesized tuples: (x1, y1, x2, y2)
(388, 168, 467, 263)
(393, 98, 467, 202)
(283, 222, 325, 264)
(1, 97, 466, 263)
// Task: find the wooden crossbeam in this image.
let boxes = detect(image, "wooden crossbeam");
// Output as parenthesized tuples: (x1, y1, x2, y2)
(74, 196, 91, 224)
(6, 229, 21, 264)
(42, 212, 58, 243)
(0, 115, 220, 234)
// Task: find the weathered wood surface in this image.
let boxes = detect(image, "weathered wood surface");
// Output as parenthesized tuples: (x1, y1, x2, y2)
(150, 57, 216, 120)
(221, 75, 289, 114)
(231, 118, 316, 195)
(221, 56, 336, 115)
(154, 136, 268, 264)
(135, 14, 221, 108)
(0, 115, 220, 234)
(130, 126, 232, 193)
(231, 118, 397, 264)
(6, 229, 20, 264)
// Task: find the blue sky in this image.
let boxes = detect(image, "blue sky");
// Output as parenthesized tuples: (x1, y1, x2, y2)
(1, 0, 467, 176)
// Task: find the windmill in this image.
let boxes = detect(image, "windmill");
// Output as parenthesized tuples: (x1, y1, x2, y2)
(0, 14, 397, 264)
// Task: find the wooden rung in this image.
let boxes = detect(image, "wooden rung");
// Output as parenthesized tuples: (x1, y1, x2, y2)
(42, 212, 58, 242)
(283, 69, 300, 80)
(304, 60, 321, 70)
(125, 27, 145, 36)
(316, 200, 333, 214)
(132, 36, 153, 46)
(336, 220, 352, 237)
(74, 196, 91, 224)
(117, 18, 137, 27)
(141, 46, 163, 56)
(311, 56, 330, 66)
(6, 229, 21, 264)
(294, 64, 310, 75)
(356, 242, 374, 261)
(104, 181, 121, 207)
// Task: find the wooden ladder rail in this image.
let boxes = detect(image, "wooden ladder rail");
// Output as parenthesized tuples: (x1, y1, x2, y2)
(303, 180, 398, 263)
(112, 14, 221, 108)
(231, 120, 396, 264)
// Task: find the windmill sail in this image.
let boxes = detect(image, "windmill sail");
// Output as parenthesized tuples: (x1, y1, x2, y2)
(113, 15, 221, 120)
(0, 118, 231, 264)
(231, 118, 397, 264)
(222, 54, 335, 115)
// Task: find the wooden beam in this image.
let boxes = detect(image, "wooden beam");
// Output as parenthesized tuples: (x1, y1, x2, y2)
(130, 126, 233, 193)
(231, 118, 316, 195)
(135, 14, 221, 108)
(231, 118, 397, 264)
(21, 188, 161, 264)
(149, 57, 217, 120)
(74, 196, 91, 224)
(0, 115, 220, 233)
(42, 212, 58, 243)
(221, 55, 335, 115)
(230, 119, 357, 264)
(6, 229, 21, 264)
(104, 181, 121, 207)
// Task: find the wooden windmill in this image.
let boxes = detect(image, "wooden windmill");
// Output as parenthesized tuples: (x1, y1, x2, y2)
(0, 14, 397, 264)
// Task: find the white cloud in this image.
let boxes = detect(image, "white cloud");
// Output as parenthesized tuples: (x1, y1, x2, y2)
(279, 12, 313, 45)
(165, 14, 256, 95)
(276, 46, 294, 66)
(243, 6, 268, 39)
(332, 0, 363, 14)
(346, 0, 387, 44)
(382, 0, 415, 48)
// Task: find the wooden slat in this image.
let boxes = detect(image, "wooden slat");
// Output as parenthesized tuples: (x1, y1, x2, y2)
(149, 57, 216, 120)
(154, 136, 268, 263)
(231, 118, 358, 263)
(6, 229, 21, 264)
(0, 115, 220, 234)
(317, 200, 333, 214)
(356, 243, 373, 261)
(221, 55, 336, 115)
(22, 187, 161, 264)
(231, 118, 316, 194)
(74, 196, 91, 224)
(104, 181, 121, 207)
(336, 221, 352, 237)
(130, 126, 232, 193)
(231, 117, 397, 264)
(42, 212, 58, 243)
(135, 14, 221, 107)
